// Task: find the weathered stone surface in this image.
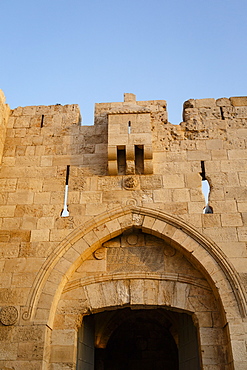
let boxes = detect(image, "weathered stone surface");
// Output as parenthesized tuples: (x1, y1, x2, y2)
(0, 92, 246, 369)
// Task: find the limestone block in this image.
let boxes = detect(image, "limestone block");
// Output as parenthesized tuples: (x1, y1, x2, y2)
(31, 229, 50, 242)
(50, 345, 76, 363)
(230, 257, 247, 273)
(180, 214, 202, 228)
(188, 201, 205, 214)
(203, 227, 238, 242)
(4, 257, 43, 273)
(17, 178, 43, 192)
(40, 156, 53, 166)
(238, 172, 247, 186)
(37, 217, 55, 229)
(172, 188, 190, 202)
(14, 116, 31, 128)
(49, 229, 71, 242)
(153, 188, 172, 202)
(0, 179, 17, 192)
(86, 203, 107, 216)
(211, 200, 237, 213)
(202, 214, 221, 227)
(0, 243, 19, 258)
(12, 272, 35, 288)
(231, 339, 247, 362)
(187, 150, 211, 161)
(0, 272, 12, 288)
(33, 192, 50, 206)
(162, 202, 188, 214)
(0, 342, 18, 360)
(143, 159, 153, 174)
(50, 191, 64, 205)
(230, 96, 247, 106)
(0, 206, 15, 218)
(206, 139, 223, 150)
(7, 192, 34, 205)
(130, 279, 145, 305)
(216, 97, 231, 107)
(221, 213, 243, 227)
(237, 201, 247, 212)
(124, 93, 136, 102)
(195, 99, 216, 108)
(0, 287, 29, 305)
(185, 173, 202, 188)
(228, 149, 247, 160)
(211, 149, 228, 160)
(162, 174, 184, 188)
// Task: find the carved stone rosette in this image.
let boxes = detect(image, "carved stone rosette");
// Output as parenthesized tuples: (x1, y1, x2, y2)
(123, 176, 138, 190)
(0, 306, 18, 326)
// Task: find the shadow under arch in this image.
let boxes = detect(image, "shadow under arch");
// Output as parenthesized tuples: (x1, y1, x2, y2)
(22, 205, 247, 325)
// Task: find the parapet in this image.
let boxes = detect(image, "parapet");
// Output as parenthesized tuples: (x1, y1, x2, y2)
(183, 96, 247, 123)
(95, 93, 167, 125)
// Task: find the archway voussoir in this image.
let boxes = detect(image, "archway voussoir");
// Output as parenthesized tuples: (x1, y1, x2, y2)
(62, 247, 81, 265)
(174, 281, 191, 311)
(72, 237, 90, 256)
(42, 279, 59, 297)
(104, 218, 122, 238)
(130, 279, 145, 306)
(115, 279, 130, 306)
(54, 257, 73, 275)
(82, 230, 101, 249)
(143, 279, 159, 306)
(151, 219, 167, 237)
(101, 280, 120, 308)
(192, 246, 211, 262)
(157, 280, 176, 307)
(163, 223, 177, 240)
(171, 228, 189, 246)
(142, 215, 156, 233)
(34, 308, 50, 323)
(85, 283, 105, 312)
(116, 213, 134, 231)
(93, 223, 111, 243)
(199, 255, 222, 277)
(180, 235, 200, 253)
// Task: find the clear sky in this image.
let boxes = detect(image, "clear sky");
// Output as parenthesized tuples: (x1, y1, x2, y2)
(1, 0, 246, 125)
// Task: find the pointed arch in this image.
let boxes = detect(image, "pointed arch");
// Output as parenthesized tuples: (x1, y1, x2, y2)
(22, 205, 247, 325)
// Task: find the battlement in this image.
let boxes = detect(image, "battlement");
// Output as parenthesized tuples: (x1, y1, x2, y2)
(183, 96, 247, 122)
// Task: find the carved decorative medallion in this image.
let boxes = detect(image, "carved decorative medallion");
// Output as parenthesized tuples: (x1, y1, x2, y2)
(94, 247, 106, 260)
(123, 176, 138, 190)
(0, 306, 18, 326)
(164, 245, 176, 257)
(127, 234, 138, 245)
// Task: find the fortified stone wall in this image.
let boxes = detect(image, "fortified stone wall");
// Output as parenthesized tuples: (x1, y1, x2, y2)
(0, 90, 246, 369)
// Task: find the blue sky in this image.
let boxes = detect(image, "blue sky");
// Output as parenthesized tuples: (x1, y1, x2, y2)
(1, 0, 246, 124)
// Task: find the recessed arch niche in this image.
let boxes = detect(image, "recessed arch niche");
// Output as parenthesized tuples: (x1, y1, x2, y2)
(50, 228, 229, 369)
(25, 206, 246, 369)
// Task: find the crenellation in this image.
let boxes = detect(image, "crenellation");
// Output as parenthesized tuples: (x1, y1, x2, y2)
(0, 91, 247, 368)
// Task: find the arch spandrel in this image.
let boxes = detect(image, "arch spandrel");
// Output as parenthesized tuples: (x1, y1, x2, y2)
(22, 206, 247, 325)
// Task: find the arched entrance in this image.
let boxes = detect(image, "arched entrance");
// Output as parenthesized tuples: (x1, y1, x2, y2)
(77, 308, 201, 370)
(22, 206, 246, 368)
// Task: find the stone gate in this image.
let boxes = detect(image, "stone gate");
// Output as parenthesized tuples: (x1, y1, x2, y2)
(0, 91, 247, 369)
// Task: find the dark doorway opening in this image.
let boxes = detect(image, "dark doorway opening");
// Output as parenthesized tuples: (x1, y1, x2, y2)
(77, 308, 201, 370)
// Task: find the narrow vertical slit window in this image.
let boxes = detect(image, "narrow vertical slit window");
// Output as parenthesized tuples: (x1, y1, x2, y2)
(200, 161, 213, 214)
(117, 146, 126, 175)
(41, 115, 44, 128)
(220, 107, 225, 120)
(61, 165, 70, 217)
(128, 121, 131, 134)
(135, 145, 144, 174)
